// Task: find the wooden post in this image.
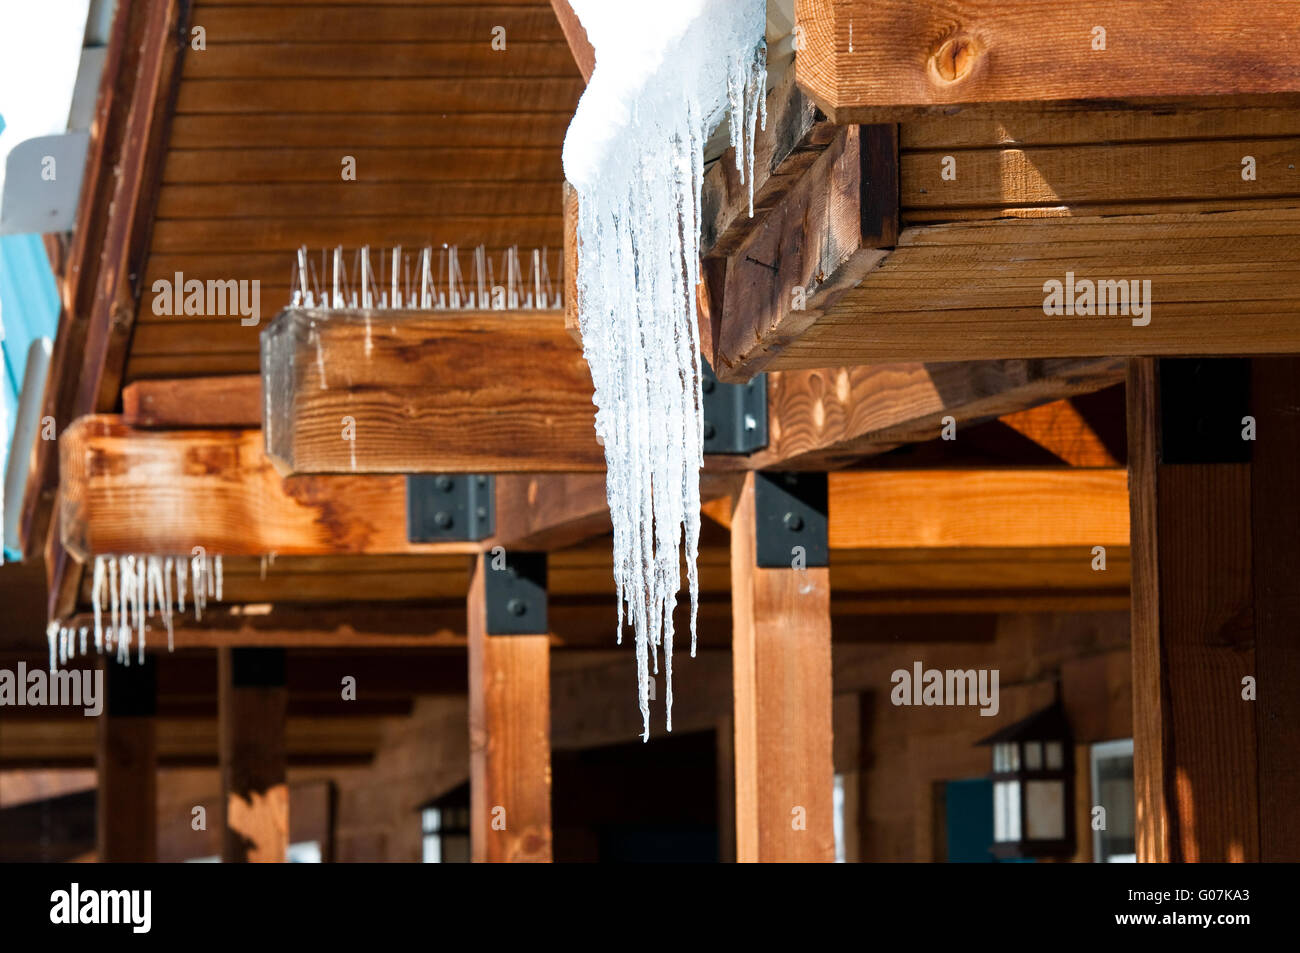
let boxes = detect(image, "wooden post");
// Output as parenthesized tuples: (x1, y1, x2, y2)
(467, 552, 552, 862)
(97, 657, 157, 862)
(219, 647, 288, 863)
(1128, 357, 1300, 862)
(731, 472, 836, 862)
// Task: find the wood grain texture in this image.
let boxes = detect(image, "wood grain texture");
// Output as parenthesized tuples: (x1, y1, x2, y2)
(755, 358, 1124, 468)
(1127, 359, 1260, 863)
(1249, 359, 1300, 861)
(1000, 398, 1119, 467)
(827, 469, 1129, 550)
(123, 375, 262, 428)
(549, 0, 594, 82)
(219, 648, 289, 863)
(731, 473, 835, 862)
(58, 417, 483, 558)
(260, 308, 602, 474)
(796, 0, 1300, 122)
(762, 209, 1300, 368)
(902, 139, 1300, 218)
(467, 554, 553, 862)
(700, 65, 836, 257)
(712, 126, 890, 381)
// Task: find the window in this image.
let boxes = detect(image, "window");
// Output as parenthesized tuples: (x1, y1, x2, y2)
(420, 783, 470, 863)
(1090, 739, 1135, 862)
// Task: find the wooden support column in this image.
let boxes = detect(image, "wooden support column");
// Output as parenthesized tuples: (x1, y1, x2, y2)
(731, 472, 835, 862)
(1129, 357, 1300, 862)
(467, 552, 552, 862)
(97, 657, 157, 862)
(219, 647, 288, 863)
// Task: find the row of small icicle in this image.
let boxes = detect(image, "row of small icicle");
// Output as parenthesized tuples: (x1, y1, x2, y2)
(289, 245, 561, 311)
(46, 554, 223, 671)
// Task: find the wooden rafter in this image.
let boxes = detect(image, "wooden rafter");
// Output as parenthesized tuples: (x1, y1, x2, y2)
(795, 0, 1300, 123)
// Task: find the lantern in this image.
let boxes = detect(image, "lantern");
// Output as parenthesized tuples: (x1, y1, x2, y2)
(977, 700, 1074, 859)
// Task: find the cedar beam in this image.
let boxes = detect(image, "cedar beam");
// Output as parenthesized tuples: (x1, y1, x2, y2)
(706, 124, 897, 382)
(261, 308, 603, 474)
(1127, 358, 1300, 861)
(753, 358, 1125, 469)
(467, 553, 553, 862)
(731, 472, 835, 861)
(96, 657, 158, 862)
(752, 210, 1300, 370)
(220, 647, 289, 863)
(549, 0, 594, 83)
(123, 375, 261, 428)
(796, 0, 1300, 123)
(58, 417, 483, 558)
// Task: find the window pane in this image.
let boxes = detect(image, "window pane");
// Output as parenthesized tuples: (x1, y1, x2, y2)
(1023, 741, 1043, 771)
(1007, 743, 1020, 771)
(1025, 780, 1065, 840)
(1045, 741, 1065, 770)
(994, 781, 1020, 842)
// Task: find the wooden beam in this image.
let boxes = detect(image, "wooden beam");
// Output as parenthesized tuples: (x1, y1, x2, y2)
(96, 658, 157, 862)
(754, 358, 1124, 468)
(220, 647, 288, 863)
(827, 469, 1129, 550)
(795, 0, 1300, 123)
(1128, 358, 1283, 862)
(740, 209, 1300, 371)
(549, 0, 594, 82)
(1000, 397, 1120, 467)
(706, 124, 896, 382)
(18, 0, 175, 563)
(58, 417, 482, 558)
(123, 375, 261, 428)
(731, 472, 835, 862)
(261, 308, 603, 474)
(467, 553, 553, 862)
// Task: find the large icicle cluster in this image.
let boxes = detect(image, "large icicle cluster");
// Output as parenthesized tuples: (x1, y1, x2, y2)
(46, 553, 224, 671)
(563, 1, 767, 738)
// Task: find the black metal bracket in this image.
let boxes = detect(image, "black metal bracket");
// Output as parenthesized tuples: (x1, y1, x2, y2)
(485, 550, 548, 635)
(407, 474, 494, 542)
(1158, 359, 1253, 464)
(754, 472, 829, 568)
(702, 358, 768, 455)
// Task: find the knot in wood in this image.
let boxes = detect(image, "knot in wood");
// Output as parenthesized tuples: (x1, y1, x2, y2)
(931, 34, 978, 84)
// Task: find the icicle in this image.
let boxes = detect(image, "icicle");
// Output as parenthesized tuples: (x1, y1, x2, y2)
(162, 557, 175, 651)
(207, 554, 216, 599)
(192, 553, 204, 621)
(215, 555, 224, 602)
(176, 556, 187, 614)
(79, 626, 88, 656)
(137, 553, 146, 664)
(563, 1, 766, 738)
(108, 557, 120, 654)
(92, 556, 105, 654)
(46, 621, 58, 672)
(58, 626, 67, 666)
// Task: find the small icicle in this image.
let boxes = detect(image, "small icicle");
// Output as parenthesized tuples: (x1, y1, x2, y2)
(58, 626, 68, 666)
(108, 556, 120, 652)
(176, 557, 187, 613)
(207, 554, 215, 599)
(163, 557, 175, 652)
(92, 556, 105, 654)
(79, 626, 88, 656)
(137, 553, 146, 664)
(192, 553, 204, 621)
(46, 622, 58, 672)
(215, 555, 223, 602)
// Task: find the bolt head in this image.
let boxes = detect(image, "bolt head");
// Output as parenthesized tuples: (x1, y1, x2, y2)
(784, 512, 804, 532)
(507, 598, 527, 617)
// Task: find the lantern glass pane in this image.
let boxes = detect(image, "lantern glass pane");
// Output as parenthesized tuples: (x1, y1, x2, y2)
(1045, 741, 1065, 770)
(1025, 780, 1066, 840)
(994, 780, 1020, 842)
(1023, 741, 1043, 770)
